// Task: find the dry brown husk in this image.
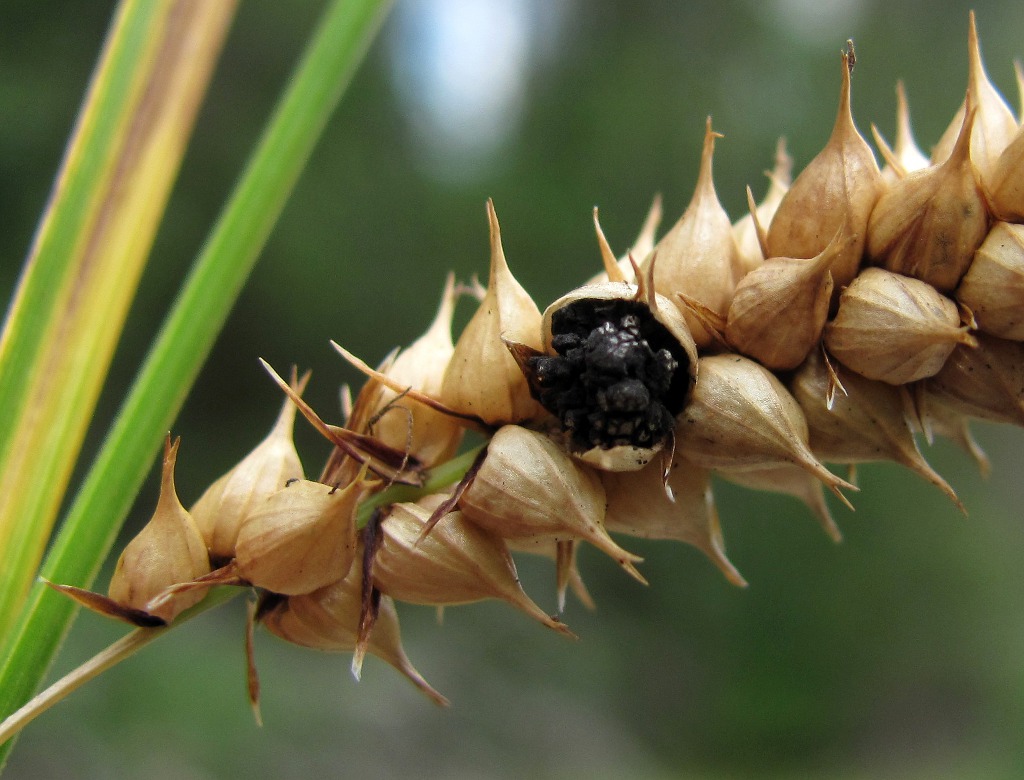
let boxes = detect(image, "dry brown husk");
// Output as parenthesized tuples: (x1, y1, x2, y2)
(644, 117, 744, 346)
(372, 500, 573, 636)
(924, 334, 1024, 426)
(261, 557, 449, 706)
(361, 274, 464, 467)
(602, 459, 746, 587)
(675, 354, 855, 505)
(986, 125, 1024, 222)
(440, 199, 544, 424)
(766, 49, 883, 293)
(868, 107, 988, 293)
(930, 12, 1018, 185)
(874, 81, 930, 184)
(191, 377, 307, 561)
(718, 465, 841, 542)
(505, 537, 595, 612)
(912, 388, 991, 477)
(725, 230, 853, 371)
(824, 267, 977, 384)
(733, 138, 792, 273)
(108, 437, 211, 623)
(458, 424, 646, 583)
(234, 476, 367, 596)
(956, 221, 1024, 339)
(586, 196, 663, 285)
(791, 350, 963, 511)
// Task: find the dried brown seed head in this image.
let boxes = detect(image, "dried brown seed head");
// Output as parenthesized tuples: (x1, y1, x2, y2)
(108, 437, 211, 623)
(824, 268, 977, 384)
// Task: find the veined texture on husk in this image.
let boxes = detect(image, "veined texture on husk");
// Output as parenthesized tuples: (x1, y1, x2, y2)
(645, 117, 744, 347)
(440, 200, 544, 424)
(766, 49, 883, 293)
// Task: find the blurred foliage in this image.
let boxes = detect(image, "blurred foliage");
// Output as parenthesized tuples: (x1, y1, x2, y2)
(3, 0, 1024, 778)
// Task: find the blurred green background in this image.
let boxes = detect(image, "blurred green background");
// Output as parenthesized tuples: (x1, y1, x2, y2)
(4, 0, 1024, 777)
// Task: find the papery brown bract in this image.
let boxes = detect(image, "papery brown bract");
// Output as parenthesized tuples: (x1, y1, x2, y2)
(791, 350, 962, 510)
(645, 117, 744, 346)
(719, 465, 841, 542)
(191, 382, 306, 561)
(440, 200, 544, 424)
(458, 425, 646, 583)
(361, 274, 465, 467)
(373, 500, 573, 636)
(930, 12, 1017, 185)
(261, 557, 449, 706)
(234, 477, 366, 596)
(868, 107, 988, 293)
(733, 138, 792, 274)
(675, 354, 855, 504)
(725, 231, 851, 371)
(924, 334, 1024, 426)
(108, 438, 210, 623)
(956, 221, 1024, 339)
(602, 460, 746, 587)
(766, 49, 883, 293)
(824, 268, 976, 384)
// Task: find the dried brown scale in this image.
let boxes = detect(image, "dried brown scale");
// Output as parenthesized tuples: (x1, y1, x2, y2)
(924, 334, 1024, 426)
(930, 11, 1017, 184)
(371, 500, 574, 636)
(457, 425, 646, 584)
(108, 437, 210, 624)
(766, 47, 884, 296)
(790, 350, 964, 511)
(260, 555, 449, 707)
(675, 353, 856, 506)
(724, 229, 851, 371)
(823, 267, 977, 385)
(956, 221, 1024, 339)
(867, 106, 989, 293)
(644, 116, 744, 347)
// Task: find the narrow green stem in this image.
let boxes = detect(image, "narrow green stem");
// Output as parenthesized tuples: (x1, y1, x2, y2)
(356, 444, 485, 527)
(0, 588, 238, 748)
